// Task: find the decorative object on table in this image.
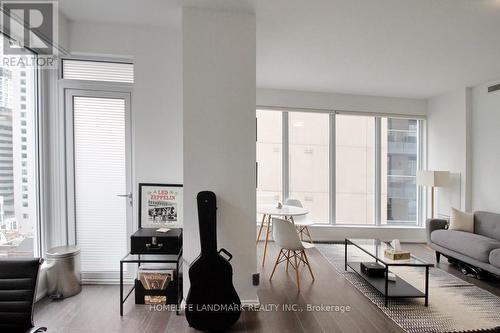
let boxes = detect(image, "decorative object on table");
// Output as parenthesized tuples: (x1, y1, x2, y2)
(130, 228, 182, 255)
(384, 239, 411, 260)
(318, 243, 500, 333)
(448, 207, 474, 233)
(185, 191, 241, 331)
(416, 170, 450, 218)
(276, 201, 282, 209)
(138, 183, 183, 228)
(360, 262, 385, 277)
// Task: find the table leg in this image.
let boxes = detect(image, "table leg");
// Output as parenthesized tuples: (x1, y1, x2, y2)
(120, 261, 123, 316)
(344, 239, 348, 271)
(256, 214, 265, 243)
(384, 266, 389, 307)
(176, 259, 180, 315)
(262, 214, 271, 266)
(425, 266, 429, 307)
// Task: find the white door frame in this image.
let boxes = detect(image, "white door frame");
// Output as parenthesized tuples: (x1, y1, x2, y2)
(63, 84, 133, 282)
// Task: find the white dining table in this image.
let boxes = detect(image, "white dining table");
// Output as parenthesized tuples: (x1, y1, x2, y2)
(257, 204, 309, 266)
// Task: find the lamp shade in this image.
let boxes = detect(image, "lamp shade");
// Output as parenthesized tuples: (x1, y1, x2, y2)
(416, 170, 450, 187)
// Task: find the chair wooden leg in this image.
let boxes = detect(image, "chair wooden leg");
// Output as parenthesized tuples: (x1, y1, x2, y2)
(302, 250, 315, 281)
(299, 251, 305, 268)
(297, 226, 304, 241)
(256, 214, 265, 243)
(293, 251, 300, 291)
(286, 250, 290, 272)
(269, 249, 283, 281)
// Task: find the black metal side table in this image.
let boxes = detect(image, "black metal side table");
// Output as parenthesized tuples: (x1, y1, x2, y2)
(120, 249, 183, 316)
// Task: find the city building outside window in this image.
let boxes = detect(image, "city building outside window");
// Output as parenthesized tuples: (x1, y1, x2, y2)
(0, 35, 39, 257)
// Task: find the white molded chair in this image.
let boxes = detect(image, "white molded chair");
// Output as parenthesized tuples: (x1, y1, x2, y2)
(269, 217, 315, 291)
(285, 198, 314, 243)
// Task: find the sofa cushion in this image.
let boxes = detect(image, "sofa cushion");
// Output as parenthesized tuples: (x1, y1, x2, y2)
(449, 208, 474, 233)
(490, 249, 500, 268)
(431, 229, 500, 263)
(474, 211, 500, 241)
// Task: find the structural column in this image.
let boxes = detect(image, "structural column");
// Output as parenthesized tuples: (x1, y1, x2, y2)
(182, 7, 257, 302)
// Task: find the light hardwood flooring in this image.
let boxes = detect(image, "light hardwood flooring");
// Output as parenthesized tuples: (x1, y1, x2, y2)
(34, 242, 500, 333)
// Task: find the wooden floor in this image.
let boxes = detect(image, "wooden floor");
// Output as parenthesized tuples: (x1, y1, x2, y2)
(34, 242, 500, 333)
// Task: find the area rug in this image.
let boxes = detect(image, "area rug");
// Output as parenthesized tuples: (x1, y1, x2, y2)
(316, 243, 500, 333)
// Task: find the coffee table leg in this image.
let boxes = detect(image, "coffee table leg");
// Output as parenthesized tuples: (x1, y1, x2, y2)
(384, 266, 389, 307)
(344, 239, 348, 271)
(425, 266, 429, 307)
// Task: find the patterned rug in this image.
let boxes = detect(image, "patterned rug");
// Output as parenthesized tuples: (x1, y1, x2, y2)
(316, 243, 500, 333)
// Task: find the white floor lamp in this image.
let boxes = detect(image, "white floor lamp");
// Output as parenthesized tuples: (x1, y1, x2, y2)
(417, 170, 450, 218)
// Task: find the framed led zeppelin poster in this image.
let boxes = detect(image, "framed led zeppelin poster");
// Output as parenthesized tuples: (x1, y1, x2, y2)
(138, 183, 183, 228)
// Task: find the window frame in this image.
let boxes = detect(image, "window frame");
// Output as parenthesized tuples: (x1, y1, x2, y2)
(257, 106, 427, 226)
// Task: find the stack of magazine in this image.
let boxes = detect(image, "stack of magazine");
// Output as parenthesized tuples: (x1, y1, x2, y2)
(138, 263, 175, 305)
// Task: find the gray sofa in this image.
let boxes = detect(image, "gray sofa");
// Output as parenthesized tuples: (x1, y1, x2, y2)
(426, 211, 500, 276)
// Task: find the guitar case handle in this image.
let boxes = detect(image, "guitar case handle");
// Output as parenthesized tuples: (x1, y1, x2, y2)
(218, 248, 233, 262)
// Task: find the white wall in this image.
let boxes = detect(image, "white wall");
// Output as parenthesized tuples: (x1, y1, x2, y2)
(471, 81, 500, 213)
(68, 19, 183, 227)
(257, 88, 427, 115)
(427, 88, 471, 215)
(183, 7, 257, 302)
(427, 79, 500, 216)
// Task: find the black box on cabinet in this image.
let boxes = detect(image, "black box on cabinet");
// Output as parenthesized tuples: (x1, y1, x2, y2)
(130, 228, 182, 255)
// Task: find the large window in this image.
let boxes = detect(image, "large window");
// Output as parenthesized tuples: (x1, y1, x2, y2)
(289, 112, 329, 223)
(0, 36, 39, 257)
(336, 115, 375, 224)
(381, 118, 419, 224)
(256, 109, 424, 226)
(256, 110, 282, 206)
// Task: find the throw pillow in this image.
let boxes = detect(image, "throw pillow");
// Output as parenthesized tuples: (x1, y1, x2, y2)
(449, 207, 474, 233)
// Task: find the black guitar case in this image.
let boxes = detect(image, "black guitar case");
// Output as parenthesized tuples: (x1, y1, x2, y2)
(185, 191, 241, 331)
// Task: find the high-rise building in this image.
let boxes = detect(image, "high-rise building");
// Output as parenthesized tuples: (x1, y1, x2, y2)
(0, 53, 36, 255)
(0, 67, 14, 229)
(384, 118, 418, 224)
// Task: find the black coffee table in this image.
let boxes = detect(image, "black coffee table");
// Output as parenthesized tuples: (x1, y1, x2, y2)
(345, 238, 433, 307)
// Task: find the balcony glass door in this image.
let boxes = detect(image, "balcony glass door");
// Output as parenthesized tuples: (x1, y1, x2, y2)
(65, 89, 132, 280)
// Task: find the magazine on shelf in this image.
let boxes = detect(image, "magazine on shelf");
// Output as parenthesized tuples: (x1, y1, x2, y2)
(138, 268, 174, 290)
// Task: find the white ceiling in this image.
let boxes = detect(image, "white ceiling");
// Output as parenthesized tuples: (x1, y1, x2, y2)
(59, 0, 500, 99)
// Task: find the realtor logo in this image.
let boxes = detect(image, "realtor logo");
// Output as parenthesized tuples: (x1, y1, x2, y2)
(1, 1, 57, 55)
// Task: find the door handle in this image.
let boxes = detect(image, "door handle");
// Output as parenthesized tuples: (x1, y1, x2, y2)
(117, 192, 133, 206)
